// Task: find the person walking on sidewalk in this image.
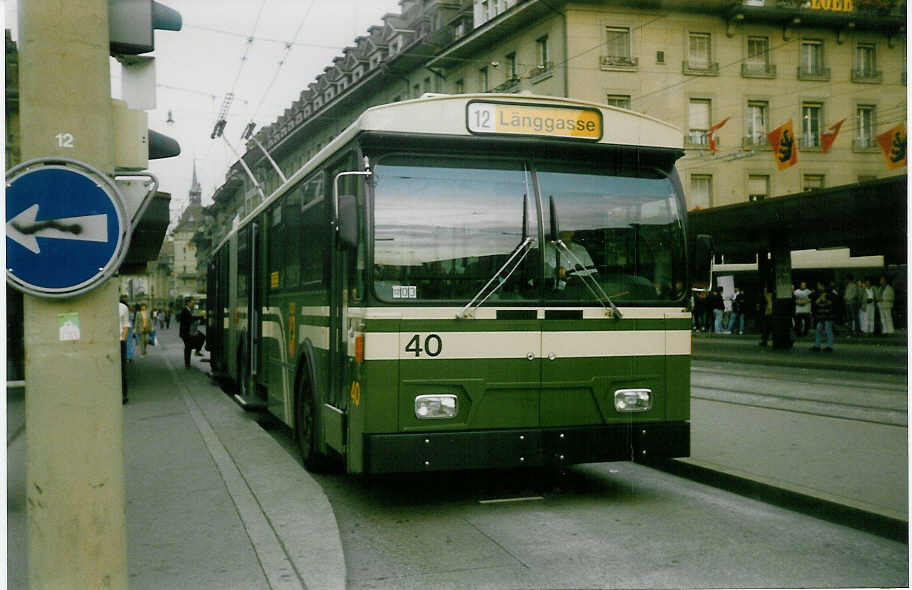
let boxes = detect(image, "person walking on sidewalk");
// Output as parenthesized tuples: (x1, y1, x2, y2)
(137, 303, 151, 356)
(810, 280, 835, 352)
(877, 275, 896, 335)
(180, 297, 206, 368)
(119, 296, 130, 403)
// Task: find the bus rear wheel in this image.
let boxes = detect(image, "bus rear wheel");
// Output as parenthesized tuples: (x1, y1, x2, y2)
(294, 370, 329, 471)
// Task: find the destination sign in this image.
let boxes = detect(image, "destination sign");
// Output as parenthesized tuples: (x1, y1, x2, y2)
(467, 102, 602, 140)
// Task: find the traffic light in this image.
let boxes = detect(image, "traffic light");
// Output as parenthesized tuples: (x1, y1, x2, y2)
(109, 0, 181, 169)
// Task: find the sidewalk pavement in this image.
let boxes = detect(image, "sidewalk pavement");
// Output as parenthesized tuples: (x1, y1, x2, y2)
(7, 328, 345, 590)
(692, 330, 908, 375)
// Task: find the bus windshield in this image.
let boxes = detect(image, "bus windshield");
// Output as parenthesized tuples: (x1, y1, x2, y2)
(538, 163, 687, 303)
(372, 154, 686, 304)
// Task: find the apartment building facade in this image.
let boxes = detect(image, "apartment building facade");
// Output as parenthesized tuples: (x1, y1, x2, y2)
(204, 0, 906, 247)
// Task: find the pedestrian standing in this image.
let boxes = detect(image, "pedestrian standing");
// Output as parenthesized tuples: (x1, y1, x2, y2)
(728, 286, 745, 335)
(711, 286, 725, 333)
(861, 278, 876, 335)
(137, 303, 150, 356)
(793, 281, 812, 337)
(126, 304, 136, 361)
(877, 275, 895, 335)
(180, 297, 206, 368)
(843, 274, 859, 335)
(810, 280, 835, 352)
(758, 285, 774, 346)
(119, 296, 130, 403)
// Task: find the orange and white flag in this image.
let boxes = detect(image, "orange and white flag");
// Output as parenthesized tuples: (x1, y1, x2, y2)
(877, 123, 907, 169)
(820, 118, 845, 154)
(767, 120, 798, 170)
(707, 117, 729, 155)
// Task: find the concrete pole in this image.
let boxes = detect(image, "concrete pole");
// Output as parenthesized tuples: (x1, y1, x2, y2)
(18, 1, 128, 588)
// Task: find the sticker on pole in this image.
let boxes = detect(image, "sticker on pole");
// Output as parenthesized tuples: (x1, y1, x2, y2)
(6, 158, 130, 298)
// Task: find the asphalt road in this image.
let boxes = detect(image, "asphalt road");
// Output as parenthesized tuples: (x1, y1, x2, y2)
(256, 358, 909, 589)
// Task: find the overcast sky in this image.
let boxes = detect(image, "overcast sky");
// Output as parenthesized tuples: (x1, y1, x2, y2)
(4, 0, 404, 225)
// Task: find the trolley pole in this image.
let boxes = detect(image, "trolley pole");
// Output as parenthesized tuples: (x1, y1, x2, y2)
(18, 0, 128, 587)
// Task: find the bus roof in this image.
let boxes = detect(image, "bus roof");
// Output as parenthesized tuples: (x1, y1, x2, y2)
(214, 94, 683, 253)
(358, 93, 683, 150)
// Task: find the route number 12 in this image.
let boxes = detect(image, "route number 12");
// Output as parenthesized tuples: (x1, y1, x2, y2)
(55, 133, 75, 148)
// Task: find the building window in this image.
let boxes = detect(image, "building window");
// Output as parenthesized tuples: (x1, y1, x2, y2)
(852, 43, 882, 83)
(801, 102, 822, 148)
(605, 94, 631, 109)
(855, 43, 875, 75)
(688, 99, 711, 146)
(536, 35, 550, 70)
(688, 32, 711, 70)
(479, 66, 489, 91)
(748, 175, 769, 201)
(803, 174, 825, 191)
(745, 100, 769, 146)
(455, 78, 464, 94)
(855, 104, 876, 148)
(690, 174, 712, 209)
(423, 77, 431, 93)
(413, 83, 420, 98)
(799, 39, 828, 79)
(604, 26, 632, 64)
(743, 36, 774, 77)
(506, 52, 517, 79)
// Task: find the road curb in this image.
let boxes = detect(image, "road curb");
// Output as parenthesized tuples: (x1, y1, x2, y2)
(172, 352, 347, 590)
(692, 353, 907, 375)
(645, 457, 908, 543)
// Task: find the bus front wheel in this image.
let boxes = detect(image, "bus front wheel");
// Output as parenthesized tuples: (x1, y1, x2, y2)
(294, 369, 329, 471)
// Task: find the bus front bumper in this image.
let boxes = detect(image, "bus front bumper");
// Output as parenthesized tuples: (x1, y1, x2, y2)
(364, 422, 689, 474)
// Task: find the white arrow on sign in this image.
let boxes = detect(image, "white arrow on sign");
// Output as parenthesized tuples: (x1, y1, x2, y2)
(6, 204, 108, 254)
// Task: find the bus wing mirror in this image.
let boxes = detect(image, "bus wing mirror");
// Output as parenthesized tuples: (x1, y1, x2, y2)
(693, 234, 713, 290)
(338, 194, 359, 250)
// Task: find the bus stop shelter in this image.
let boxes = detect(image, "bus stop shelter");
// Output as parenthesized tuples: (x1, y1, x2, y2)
(687, 175, 907, 348)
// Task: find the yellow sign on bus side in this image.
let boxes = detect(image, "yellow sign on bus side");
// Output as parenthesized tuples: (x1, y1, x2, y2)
(467, 102, 602, 140)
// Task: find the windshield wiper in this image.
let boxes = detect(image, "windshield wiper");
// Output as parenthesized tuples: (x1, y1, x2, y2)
(458, 195, 533, 319)
(548, 196, 623, 320)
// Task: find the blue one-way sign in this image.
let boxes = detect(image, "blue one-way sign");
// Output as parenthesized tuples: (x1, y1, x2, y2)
(6, 159, 130, 298)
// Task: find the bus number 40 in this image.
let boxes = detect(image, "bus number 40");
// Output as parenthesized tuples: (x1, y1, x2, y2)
(405, 334, 443, 357)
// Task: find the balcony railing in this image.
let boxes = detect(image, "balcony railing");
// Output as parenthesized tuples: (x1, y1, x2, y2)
(853, 137, 878, 150)
(682, 60, 720, 76)
(529, 61, 554, 82)
(797, 66, 831, 81)
(600, 55, 638, 71)
(851, 69, 883, 83)
(743, 134, 770, 148)
(489, 76, 521, 93)
(741, 62, 776, 78)
(685, 131, 711, 147)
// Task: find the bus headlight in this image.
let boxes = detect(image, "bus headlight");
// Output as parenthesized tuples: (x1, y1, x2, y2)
(415, 394, 458, 419)
(614, 389, 652, 412)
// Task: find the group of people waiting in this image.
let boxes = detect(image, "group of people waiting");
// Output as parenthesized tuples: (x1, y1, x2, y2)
(693, 274, 899, 348)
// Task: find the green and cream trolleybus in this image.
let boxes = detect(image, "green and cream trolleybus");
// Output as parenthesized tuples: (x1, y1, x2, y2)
(207, 94, 694, 474)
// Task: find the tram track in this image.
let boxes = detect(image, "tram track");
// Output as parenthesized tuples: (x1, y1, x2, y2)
(692, 385, 907, 427)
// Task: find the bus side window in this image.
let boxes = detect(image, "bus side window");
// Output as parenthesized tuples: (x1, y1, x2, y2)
(283, 191, 301, 289)
(299, 173, 326, 292)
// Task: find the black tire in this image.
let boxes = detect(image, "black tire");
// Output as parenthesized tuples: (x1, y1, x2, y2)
(294, 366, 329, 472)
